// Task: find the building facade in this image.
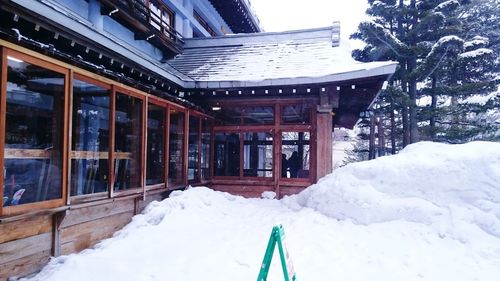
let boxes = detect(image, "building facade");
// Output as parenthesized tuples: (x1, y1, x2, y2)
(0, 0, 396, 278)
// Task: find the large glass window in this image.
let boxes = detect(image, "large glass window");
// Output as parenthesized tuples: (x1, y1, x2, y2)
(281, 132, 310, 179)
(169, 109, 185, 185)
(3, 55, 64, 206)
(114, 93, 142, 191)
(214, 133, 240, 177)
(188, 115, 200, 182)
(201, 119, 211, 181)
(146, 104, 166, 186)
(71, 77, 110, 196)
(243, 132, 273, 177)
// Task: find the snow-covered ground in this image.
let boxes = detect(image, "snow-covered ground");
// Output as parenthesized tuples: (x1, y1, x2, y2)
(25, 142, 500, 281)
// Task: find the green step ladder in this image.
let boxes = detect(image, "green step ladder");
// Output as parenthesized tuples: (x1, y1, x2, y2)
(257, 225, 297, 281)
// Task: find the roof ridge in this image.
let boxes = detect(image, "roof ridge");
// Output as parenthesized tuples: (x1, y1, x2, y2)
(184, 24, 340, 48)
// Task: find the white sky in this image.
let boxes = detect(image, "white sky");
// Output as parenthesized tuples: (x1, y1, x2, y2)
(248, 0, 368, 40)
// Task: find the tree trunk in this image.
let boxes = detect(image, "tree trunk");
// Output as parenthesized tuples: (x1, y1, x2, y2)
(398, 0, 410, 147)
(408, 56, 418, 143)
(430, 76, 437, 140)
(369, 115, 376, 160)
(390, 93, 397, 154)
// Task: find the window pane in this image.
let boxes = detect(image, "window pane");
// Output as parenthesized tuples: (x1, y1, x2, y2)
(214, 133, 240, 177)
(3, 56, 64, 206)
(243, 106, 274, 124)
(281, 132, 310, 179)
(282, 104, 311, 124)
(201, 119, 211, 181)
(188, 116, 200, 182)
(243, 132, 273, 177)
(169, 109, 184, 185)
(214, 106, 242, 125)
(71, 78, 110, 196)
(146, 104, 165, 185)
(114, 93, 142, 190)
(214, 106, 274, 125)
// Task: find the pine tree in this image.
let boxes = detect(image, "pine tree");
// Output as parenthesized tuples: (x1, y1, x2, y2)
(349, 0, 499, 161)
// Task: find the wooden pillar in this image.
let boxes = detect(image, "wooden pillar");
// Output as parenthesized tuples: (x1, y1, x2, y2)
(315, 112, 332, 181)
(315, 86, 337, 181)
(52, 210, 67, 257)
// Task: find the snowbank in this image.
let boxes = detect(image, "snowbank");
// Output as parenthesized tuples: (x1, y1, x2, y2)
(288, 141, 500, 239)
(24, 141, 500, 281)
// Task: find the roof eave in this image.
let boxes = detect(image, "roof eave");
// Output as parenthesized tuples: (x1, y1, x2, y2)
(184, 62, 398, 89)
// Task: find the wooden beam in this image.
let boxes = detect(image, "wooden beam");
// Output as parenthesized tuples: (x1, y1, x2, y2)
(0, 47, 7, 216)
(51, 210, 67, 257)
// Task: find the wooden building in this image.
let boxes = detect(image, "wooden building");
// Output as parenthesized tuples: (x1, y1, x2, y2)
(0, 0, 397, 279)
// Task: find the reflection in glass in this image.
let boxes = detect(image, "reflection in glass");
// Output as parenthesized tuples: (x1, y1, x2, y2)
(3, 56, 64, 206)
(214, 106, 274, 125)
(188, 116, 200, 182)
(243, 106, 274, 124)
(201, 119, 211, 181)
(71, 78, 110, 196)
(214, 133, 240, 177)
(114, 93, 142, 190)
(169, 109, 185, 185)
(282, 104, 311, 124)
(281, 132, 310, 179)
(146, 104, 166, 186)
(243, 132, 273, 177)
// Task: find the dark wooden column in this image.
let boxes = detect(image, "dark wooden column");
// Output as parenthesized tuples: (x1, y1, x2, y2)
(315, 87, 338, 180)
(315, 113, 332, 180)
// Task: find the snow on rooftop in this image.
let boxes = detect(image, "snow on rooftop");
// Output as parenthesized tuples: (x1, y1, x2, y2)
(167, 27, 396, 86)
(25, 141, 500, 281)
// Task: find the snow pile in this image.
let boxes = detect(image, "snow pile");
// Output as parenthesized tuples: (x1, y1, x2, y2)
(25, 142, 500, 281)
(289, 141, 500, 239)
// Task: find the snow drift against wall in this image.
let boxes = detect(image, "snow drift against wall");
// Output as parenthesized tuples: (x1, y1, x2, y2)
(25, 142, 500, 281)
(289, 141, 500, 239)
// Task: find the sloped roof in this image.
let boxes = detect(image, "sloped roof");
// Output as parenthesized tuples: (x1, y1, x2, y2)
(166, 26, 397, 88)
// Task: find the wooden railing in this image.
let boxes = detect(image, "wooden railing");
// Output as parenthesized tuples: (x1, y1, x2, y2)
(101, 0, 184, 54)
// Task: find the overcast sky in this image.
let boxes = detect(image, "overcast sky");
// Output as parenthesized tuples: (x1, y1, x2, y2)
(248, 0, 368, 40)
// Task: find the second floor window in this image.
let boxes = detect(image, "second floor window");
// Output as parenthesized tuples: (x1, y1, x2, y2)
(194, 10, 217, 37)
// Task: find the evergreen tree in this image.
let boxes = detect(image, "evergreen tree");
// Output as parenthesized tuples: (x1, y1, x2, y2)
(348, 0, 499, 161)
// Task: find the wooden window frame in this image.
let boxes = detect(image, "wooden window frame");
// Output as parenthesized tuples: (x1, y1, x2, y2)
(0, 49, 70, 216)
(279, 129, 314, 183)
(167, 105, 187, 189)
(193, 10, 217, 37)
(211, 99, 317, 184)
(145, 98, 169, 191)
(241, 130, 275, 180)
(110, 86, 147, 198)
(200, 117, 213, 184)
(0, 41, 214, 217)
(187, 114, 201, 184)
(68, 74, 113, 204)
(187, 111, 213, 185)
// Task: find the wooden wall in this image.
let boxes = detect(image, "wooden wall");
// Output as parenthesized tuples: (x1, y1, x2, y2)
(210, 181, 310, 199)
(0, 190, 166, 280)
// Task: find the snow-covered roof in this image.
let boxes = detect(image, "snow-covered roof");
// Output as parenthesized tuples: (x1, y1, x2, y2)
(7, 0, 396, 90)
(167, 26, 398, 88)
